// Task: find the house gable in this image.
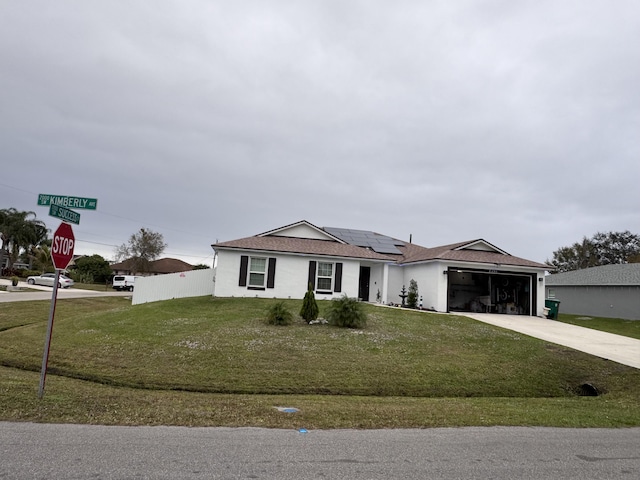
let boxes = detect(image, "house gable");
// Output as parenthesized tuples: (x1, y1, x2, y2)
(258, 220, 344, 243)
(454, 239, 509, 255)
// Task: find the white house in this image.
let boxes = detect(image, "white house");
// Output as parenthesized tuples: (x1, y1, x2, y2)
(212, 220, 551, 316)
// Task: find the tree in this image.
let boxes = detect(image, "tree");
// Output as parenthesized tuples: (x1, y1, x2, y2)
(592, 231, 640, 265)
(30, 245, 53, 273)
(192, 264, 211, 270)
(0, 208, 48, 270)
(407, 279, 419, 309)
(73, 254, 113, 283)
(300, 283, 319, 323)
(550, 231, 640, 273)
(115, 228, 166, 274)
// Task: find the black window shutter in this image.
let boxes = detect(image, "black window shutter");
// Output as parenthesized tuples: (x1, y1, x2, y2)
(308, 261, 316, 290)
(238, 255, 248, 286)
(266, 258, 276, 288)
(334, 262, 343, 292)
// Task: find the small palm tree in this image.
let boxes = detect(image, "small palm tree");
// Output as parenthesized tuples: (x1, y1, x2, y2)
(30, 245, 53, 273)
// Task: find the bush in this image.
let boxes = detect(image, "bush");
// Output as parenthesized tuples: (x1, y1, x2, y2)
(73, 254, 113, 283)
(407, 279, 419, 309)
(300, 285, 319, 323)
(266, 301, 294, 326)
(326, 295, 367, 329)
(69, 271, 95, 284)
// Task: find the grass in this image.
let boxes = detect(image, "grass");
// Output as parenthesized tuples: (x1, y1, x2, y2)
(1, 297, 639, 428)
(72, 282, 116, 292)
(556, 313, 640, 340)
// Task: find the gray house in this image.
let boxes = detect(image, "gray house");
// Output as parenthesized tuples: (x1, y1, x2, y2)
(545, 264, 640, 320)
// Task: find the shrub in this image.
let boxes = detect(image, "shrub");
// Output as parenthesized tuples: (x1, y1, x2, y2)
(69, 271, 95, 284)
(266, 301, 293, 326)
(300, 284, 319, 323)
(326, 295, 367, 329)
(407, 279, 418, 309)
(11, 276, 19, 286)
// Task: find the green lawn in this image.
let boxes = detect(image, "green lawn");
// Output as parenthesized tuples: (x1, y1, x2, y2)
(556, 313, 640, 340)
(1, 297, 639, 428)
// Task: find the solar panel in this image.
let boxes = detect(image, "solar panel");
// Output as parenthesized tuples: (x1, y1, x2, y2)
(324, 227, 404, 254)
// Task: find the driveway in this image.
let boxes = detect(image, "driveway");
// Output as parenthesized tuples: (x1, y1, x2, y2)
(464, 313, 640, 369)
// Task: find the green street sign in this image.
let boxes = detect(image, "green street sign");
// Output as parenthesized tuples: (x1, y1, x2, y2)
(48, 204, 81, 225)
(38, 194, 98, 210)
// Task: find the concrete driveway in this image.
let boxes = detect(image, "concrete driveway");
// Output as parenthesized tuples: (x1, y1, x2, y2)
(464, 313, 640, 369)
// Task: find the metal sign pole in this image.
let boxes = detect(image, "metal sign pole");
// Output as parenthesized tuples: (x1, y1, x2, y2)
(38, 269, 61, 399)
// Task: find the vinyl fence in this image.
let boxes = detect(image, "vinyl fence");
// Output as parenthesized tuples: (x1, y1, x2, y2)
(131, 268, 214, 305)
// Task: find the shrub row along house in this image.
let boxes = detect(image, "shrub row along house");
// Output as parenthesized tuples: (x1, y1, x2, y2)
(212, 220, 550, 316)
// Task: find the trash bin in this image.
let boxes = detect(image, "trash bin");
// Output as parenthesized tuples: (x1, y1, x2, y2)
(545, 299, 561, 319)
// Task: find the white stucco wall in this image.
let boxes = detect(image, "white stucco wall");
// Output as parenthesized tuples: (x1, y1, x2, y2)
(367, 264, 385, 303)
(269, 224, 331, 240)
(214, 249, 363, 300)
(385, 264, 404, 305)
(386, 261, 546, 315)
(401, 262, 447, 311)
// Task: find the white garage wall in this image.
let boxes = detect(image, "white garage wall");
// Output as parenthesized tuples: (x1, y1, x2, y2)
(402, 262, 446, 311)
(132, 268, 214, 305)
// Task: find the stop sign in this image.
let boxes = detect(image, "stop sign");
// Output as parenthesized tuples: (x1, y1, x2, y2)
(51, 222, 75, 270)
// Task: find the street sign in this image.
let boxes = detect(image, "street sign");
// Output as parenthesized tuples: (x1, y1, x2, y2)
(49, 204, 81, 225)
(38, 193, 97, 210)
(51, 222, 75, 270)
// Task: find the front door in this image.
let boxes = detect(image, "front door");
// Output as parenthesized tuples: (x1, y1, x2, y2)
(358, 266, 371, 301)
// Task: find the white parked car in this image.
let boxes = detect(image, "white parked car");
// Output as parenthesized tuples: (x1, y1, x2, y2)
(26, 273, 75, 288)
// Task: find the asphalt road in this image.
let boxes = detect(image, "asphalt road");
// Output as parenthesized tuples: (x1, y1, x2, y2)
(1, 423, 639, 479)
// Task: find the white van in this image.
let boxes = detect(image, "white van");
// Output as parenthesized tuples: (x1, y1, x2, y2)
(112, 275, 139, 291)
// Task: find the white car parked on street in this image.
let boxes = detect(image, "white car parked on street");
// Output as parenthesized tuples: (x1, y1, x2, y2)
(26, 273, 75, 288)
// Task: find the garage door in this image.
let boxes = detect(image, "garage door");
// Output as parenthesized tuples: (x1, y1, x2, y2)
(446, 269, 535, 315)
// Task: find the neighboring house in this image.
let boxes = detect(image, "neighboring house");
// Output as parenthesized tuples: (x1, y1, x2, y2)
(212, 220, 550, 316)
(545, 264, 640, 320)
(111, 257, 193, 276)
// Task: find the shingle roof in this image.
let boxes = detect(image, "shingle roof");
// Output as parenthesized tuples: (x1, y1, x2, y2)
(397, 240, 551, 269)
(110, 257, 193, 274)
(213, 222, 550, 269)
(151, 258, 193, 274)
(545, 263, 640, 286)
(213, 236, 394, 261)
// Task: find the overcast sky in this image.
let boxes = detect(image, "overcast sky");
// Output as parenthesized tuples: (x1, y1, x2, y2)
(1, 0, 638, 266)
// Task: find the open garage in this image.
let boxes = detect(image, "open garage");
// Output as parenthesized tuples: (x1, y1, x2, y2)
(446, 268, 537, 315)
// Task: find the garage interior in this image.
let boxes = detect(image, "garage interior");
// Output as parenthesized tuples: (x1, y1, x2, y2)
(446, 269, 534, 315)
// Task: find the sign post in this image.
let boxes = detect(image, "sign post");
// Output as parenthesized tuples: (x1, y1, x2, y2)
(38, 222, 75, 398)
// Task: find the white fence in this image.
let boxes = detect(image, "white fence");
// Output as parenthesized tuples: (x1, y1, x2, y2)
(131, 268, 215, 305)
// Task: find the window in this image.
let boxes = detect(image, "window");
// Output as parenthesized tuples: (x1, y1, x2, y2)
(548, 288, 555, 299)
(239, 256, 276, 289)
(317, 262, 333, 291)
(249, 257, 266, 288)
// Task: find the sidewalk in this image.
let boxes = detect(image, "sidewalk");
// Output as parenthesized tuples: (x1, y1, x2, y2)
(464, 313, 640, 369)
